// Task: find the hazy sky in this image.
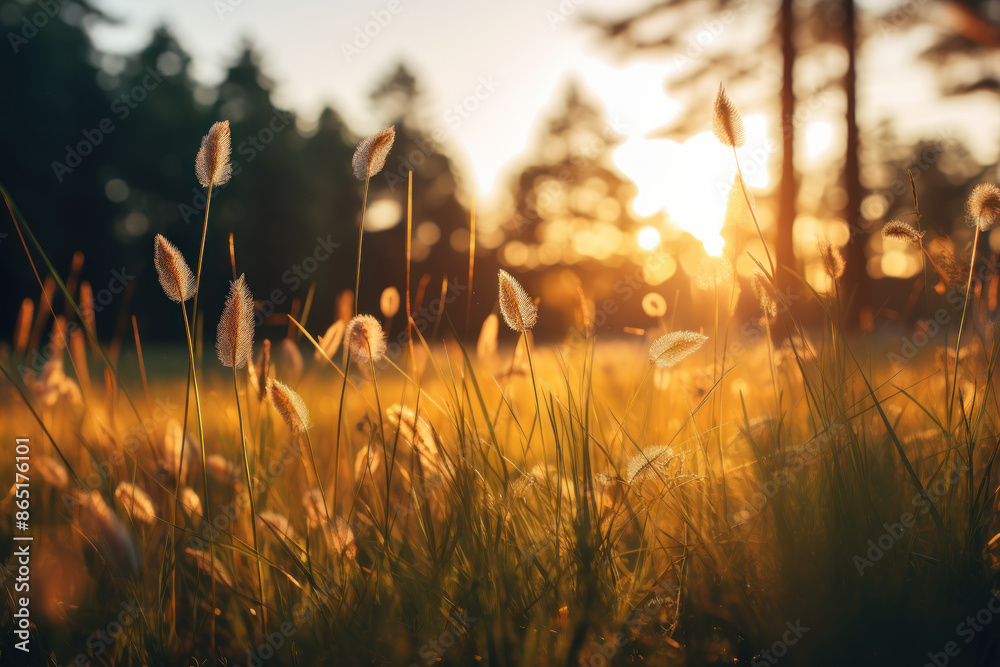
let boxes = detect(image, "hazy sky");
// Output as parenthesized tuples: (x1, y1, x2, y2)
(88, 0, 661, 197)
(86, 0, 999, 221)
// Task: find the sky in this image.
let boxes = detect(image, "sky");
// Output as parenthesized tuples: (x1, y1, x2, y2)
(88, 0, 659, 198)
(85, 0, 1000, 254)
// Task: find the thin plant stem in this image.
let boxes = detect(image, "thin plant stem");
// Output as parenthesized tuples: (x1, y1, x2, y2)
(180, 300, 214, 652)
(233, 365, 266, 637)
(366, 351, 390, 534)
(950, 229, 981, 424)
(354, 177, 370, 317)
(733, 147, 775, 279)
(523, 333, 546, 462)
(303, 429, 331, 526)
(333, 350, 351, 515)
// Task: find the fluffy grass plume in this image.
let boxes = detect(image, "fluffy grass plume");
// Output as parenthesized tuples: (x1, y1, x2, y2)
(180, 487, 202, 519)
(352, 125, 395, 180)
(626, 445, 679, 485)
(498, 269, 537, 332)
(345, 314, 387, 364)
(649, 330, 708, 368)
(712, 83, 746, 148)
(968, 182, 1000, 231)
(819, 239, 845, 281)
(695, 255, 734, 291)
(114, 482, 157, 526)
(751, 270, 778, 317)
(882, 219, 925, 245)
(195, 120, 232, 188)
(153, 235, 196, 302)
(216, 274, 254, 369)
(267, 378, 312, 434)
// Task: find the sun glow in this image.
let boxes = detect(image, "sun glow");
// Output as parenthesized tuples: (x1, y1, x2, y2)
(579, 59, 771, 257)
(611, 118, 771, 257)
(637, 225, 662, 250)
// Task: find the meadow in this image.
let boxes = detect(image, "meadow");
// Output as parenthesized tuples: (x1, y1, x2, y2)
(2, 90, 1000, 667)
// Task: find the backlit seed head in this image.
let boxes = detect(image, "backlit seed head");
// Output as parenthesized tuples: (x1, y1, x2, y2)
(195, 120, 233, 188)
(712, 83, 746, 149)
(345, 314, 387, 364)
(649, 331, 708, 368)
(881, 220, 924, 245)
(968, 183, 1000, 232)
(352, 125, 395, 180)
(498, 270, 537, 332)
(153, 235, 196, 303)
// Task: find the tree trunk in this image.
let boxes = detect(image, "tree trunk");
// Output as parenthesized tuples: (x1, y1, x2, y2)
(777, 0, 797, 307)
(843, 0, 868, 329)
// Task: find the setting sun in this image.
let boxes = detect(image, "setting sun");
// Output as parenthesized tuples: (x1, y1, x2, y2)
(637, 225, 662, 250)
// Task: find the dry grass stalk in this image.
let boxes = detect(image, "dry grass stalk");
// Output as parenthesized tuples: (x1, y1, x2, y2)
(649, 331, 708, 368)
(498, 270, 537, 332)
(216, 274, 254, 369)
(882, 220, 924, 245)
(352, 126, 396, 180)
(345, 314, 387, 364)
(267, 378, 312, 434)
(712, 83, 746, 149)
(819, 239, 845, 281)
(195, 120, 233, 188)
(968, 183, 1000, 231)
(154, 235, 196, 303)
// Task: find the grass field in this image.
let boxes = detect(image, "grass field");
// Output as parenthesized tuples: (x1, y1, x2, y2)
(2, 109, 1000, 667)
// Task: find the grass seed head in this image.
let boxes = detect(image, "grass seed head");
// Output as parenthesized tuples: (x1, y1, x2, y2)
(968, 183, 1000, 231)
(345, 314, 387, 364)
(267, 378, 312, 434)
(352, 125, 395, 180)
(712, 83, 746, 149)
(498, 269, 537, 332)
(751, 271, 777, 317)
(649, 330, 708, 368)
(881, 219, 925, 245)
(626, 445, 679, 485)
(114, 482, 157, 526)
(819, 239, 845, 281)
(180, 487, 202, 520)
(195, 120, 233, 188)
(153, 235, 196, 303)
(216, 274, 254, 369)
(695, 255, 734, 291)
